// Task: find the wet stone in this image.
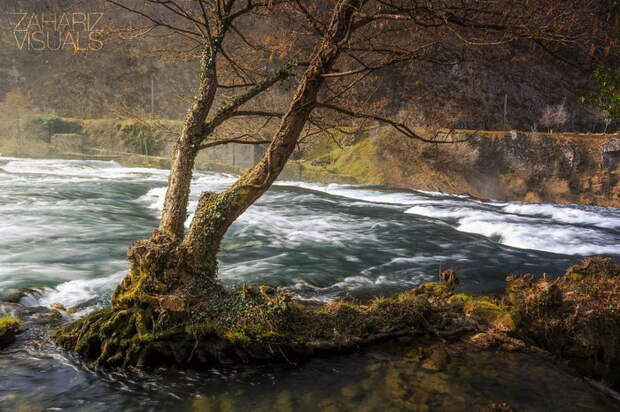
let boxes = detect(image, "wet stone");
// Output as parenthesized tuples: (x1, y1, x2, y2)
(0, 288, 44, 304)
(420, 347, 450, 373)
(0, 302, 63, 329)
(0, 317, 19, 349)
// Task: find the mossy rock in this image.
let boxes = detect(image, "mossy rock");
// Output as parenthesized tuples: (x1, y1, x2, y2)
(448, 293, 474, 304)
(506, 257, 620, 386)
(0, 316, 20, 349)
(413, 282, 449, 297)
(455, 296, 516, 332)
(564, 256, 620, 279)
(0, 287, 43, 304)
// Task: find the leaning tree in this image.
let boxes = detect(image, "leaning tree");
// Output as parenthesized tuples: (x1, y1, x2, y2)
(56, 0, 614, 367)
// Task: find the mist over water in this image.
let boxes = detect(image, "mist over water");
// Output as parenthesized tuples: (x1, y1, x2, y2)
(0, 157, 618, 310)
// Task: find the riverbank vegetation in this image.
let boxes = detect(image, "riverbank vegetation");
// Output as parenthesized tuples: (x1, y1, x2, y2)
(3, 111, 620, 207)
(54, 256, 620, 390)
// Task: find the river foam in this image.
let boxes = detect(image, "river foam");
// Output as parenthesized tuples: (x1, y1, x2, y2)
(1, 157, 619, 308)
(273, 182, 620, 257)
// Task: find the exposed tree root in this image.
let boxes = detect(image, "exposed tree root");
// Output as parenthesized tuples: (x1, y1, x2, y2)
(54, 255, 620, 392)
(54, 279, 462, 368)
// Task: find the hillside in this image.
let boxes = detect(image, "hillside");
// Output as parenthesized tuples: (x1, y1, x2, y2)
(0, 0, 615, 133)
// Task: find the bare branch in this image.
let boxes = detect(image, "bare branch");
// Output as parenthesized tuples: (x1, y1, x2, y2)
(232, 110, 284, 118)
(322, 42, 436, 77)
(106, 0, 204, 40)
(197, 137, 271, 150)
(217, 82, 257, 89)
(316, 102, 470, 144)
(196, 61, 298, 145)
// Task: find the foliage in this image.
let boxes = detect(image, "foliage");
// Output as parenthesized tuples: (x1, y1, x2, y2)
(116, 121, 164, 155)
(24, 114, 83, 137)
(581, 66, 620, 120)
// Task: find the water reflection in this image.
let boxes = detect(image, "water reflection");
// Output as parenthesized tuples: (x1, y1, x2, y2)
(1, 338, 617, 411)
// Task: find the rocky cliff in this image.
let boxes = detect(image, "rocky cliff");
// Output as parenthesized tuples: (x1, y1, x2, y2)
(283, 128, 620, 207)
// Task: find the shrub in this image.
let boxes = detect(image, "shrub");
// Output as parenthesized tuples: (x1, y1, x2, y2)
(581, 66, 620, 122)
(21, 114, 82, 142)
(540, 102, 569, 132)
(116, 121, 164, 155)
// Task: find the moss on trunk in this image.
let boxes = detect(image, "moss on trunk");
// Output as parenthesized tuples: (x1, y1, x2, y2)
(54, 278, 458, 368)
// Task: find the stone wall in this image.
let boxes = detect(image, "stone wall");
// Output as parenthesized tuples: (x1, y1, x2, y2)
(195, 143, 266, 170)
(50, 133, 84, 153)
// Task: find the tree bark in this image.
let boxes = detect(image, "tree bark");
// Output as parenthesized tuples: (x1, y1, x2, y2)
(183, 0, 365, 273)
(158, 47, 218, 239)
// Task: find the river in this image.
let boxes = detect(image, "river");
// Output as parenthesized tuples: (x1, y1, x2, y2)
(1, 157, 619, 411)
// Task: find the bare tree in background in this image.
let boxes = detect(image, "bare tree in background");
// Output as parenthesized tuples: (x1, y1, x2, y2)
(55, 0, 614, 368)
(540, 101, 569, 132)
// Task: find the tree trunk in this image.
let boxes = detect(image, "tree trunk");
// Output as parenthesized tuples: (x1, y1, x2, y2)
(54, 0, 367, 368)
(158, 48, 217, 239)
(184, 0, 365, 273)
(110, 47, 220, 311)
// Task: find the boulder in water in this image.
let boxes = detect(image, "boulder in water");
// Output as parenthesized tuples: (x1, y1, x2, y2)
(50, 303, 67, 311)
(0, 316, 20, 349)
(0, 287, 44, 304)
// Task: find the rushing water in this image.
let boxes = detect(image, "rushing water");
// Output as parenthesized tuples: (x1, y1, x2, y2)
(1, 157, 620, 411)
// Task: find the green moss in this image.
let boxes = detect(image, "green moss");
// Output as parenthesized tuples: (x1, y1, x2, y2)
(448, 295, 517, 332)
(318, 138, 386, 184)
(0, 316, 19, 334)
(464, 300, 503, 320)
(55, 278, 439, 368)
(370, 296, 392, 309)
(567, 273, 585, 282)
(288, 129, 392, 185)
(0, 316, 20, 348)
(413, 282, 449, 297)
(294, 162, 357, 184)
(448, 294, 475, 303)
(223, 331, 252, 344)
